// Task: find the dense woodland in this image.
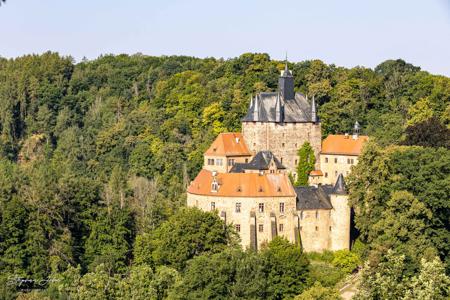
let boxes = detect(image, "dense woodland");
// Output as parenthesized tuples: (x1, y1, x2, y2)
(0, 52, 449, 299)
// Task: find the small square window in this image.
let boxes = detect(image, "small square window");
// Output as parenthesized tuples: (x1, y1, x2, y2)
(235, 202, 241, 213)
(325, 157, 329, 163)
(325, 172, 328, 178)
(334, 158, 338, 163)
(279, 223, 284, 232)
(315, 226, 318, 231)
(258, 224, 264, 232)
(235, 224, 241, 232)
(295, 159, 298, 165)
(329, 226, 332, 231)
(245, 158, 249, 163)
(258, 203, 264, 213)
(282, 143, 285, 147)
(211, 202, 215, 211)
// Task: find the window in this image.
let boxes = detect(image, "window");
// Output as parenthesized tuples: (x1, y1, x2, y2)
(258, 224, 264, 232)
(295, 143, 298, 148)
(211, 180, 219, 192)
(334, 158, 338, 163)
(325, 172, 328, 178)
(315, 211, 319, 219)
(208, 158, 215, 165)
(279, 223, 284, 232)
(329, 226, 332, 231)
(295, 159, 298, 165)
(270, 170, 275, 174)
(245, 158, 249, 163)
(235, 202, 241, 213)
(282, 143, 285, 147)
(347, 158, 355, 164)
(280, 202, 285, 213)
(258, 203, 264, 213)
(216, 159, 223, 166)
(280, 157, 283, 164)
(235, 224, 241, 232)
(325, 157, 329, 163)
(210, 202, 215, 210)
(315, 226, 318, 231)
(228, 159, 235, 166)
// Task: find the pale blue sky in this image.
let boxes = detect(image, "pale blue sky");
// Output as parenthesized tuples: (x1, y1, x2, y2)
(1, 0, 449, 75)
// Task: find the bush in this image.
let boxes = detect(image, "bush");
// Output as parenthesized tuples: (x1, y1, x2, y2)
(331, 250, 361, 274)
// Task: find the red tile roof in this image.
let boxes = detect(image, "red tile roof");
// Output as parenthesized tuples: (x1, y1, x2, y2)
(321, 135, 369, 156)
(310, 170, 323, 176)
(187, 169, 295, 197)
(204, 133, 251, 156)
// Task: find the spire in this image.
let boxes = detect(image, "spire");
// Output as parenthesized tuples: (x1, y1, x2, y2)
(275, 93, 283, 123)
(249, 95, 253, 109)
(352, 121, 360, 139)
(311, 95, 317, 123)
(278, 54, 294, 100)
(253, 95, 260, 121)
(332, 174, 347, 195)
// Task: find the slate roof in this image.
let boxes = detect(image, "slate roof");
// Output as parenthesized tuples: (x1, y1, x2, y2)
(332, 174, 347, 195)
(229, 151, 285, 173)
(295, 185, 334, 210)
(242, 92, 314, 123)
(295, 175, 348, 210)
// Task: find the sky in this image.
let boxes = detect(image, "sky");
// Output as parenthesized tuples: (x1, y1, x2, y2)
(0, 0, 449, 76)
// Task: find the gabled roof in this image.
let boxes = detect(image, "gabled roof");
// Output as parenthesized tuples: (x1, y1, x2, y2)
(242, 92, 314, 123)
(310, 170, 323, 176)
(204, 133, 251, 156)
(295, 185, 334, 210)
(321, 135, 369, 156)
(229, 151, 286, 173)
(187, 169, 295, 197)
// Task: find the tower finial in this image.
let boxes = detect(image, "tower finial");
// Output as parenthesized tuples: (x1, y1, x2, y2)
(284, 52, 289, 72)
(353, 121, 360, 139)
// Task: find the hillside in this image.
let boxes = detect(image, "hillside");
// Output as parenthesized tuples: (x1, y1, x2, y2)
(0, 52, 449, 299)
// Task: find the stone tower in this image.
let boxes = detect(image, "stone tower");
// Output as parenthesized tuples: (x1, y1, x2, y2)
(241, 63, 322, 179)
(329, 174, 351, 250)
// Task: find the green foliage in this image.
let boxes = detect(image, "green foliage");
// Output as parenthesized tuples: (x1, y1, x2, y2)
(295, 282, 341, 300)
(295, 142, 316, 186)
(348, 142, 450, 272)
(331, 250, 361, 274)
(147, 207, 236, 270)
(355, 250, 450, 300)
(0, 52, 448, 297)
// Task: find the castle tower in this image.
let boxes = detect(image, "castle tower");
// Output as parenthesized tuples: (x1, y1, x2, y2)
(329, 174, 351, 250)
(241, 62, 322, 177)
(278, 62, 295, 100)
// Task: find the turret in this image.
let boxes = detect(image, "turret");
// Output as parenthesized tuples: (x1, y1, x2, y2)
(278, 62, 295, 100)
(311, 95, 317, 123)
(352, 121, 360, 140)
(275, 94, 283, 123)
(329, 174, 350, 250)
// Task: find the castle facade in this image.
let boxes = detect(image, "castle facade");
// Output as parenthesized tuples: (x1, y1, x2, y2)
(187, 64, 368, 252)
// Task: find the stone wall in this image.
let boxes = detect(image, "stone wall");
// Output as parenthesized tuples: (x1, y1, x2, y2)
(242, 122, 322, 178)
(298, 209, 332, 252)
(187, 193, 298, 250)
(329, 194, 351, 251)
(319, 154, 359, 185)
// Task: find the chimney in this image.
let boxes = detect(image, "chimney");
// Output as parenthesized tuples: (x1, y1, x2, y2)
(235, 137, 240, 143)
(344, 133, 349, 139)
(353, 121, 360, 140)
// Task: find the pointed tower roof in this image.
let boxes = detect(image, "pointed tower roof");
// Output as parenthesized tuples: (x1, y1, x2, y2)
(275, 93, 283, 122)
(311, 95, 317, 123)
(332, 174, 347, 195)
(281, 61, 293, 77)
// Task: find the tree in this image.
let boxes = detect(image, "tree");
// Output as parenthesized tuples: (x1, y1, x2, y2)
(262, 237, 311, 299)
(150, 207, 236, 270)
(295, 282, 341, 300)
(295, 142, 316, 186)
(403, 117, 450, 148)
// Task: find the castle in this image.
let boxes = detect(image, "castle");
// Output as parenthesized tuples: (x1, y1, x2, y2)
(187, 64, 368, 252)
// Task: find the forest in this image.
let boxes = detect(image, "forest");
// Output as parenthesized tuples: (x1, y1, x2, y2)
(0, 52, 449, 299)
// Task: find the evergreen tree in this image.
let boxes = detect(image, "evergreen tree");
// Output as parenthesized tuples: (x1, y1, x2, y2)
(295, 142, 316, 186)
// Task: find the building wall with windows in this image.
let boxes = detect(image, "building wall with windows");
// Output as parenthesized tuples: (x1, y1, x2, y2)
(242, 121, 322, 178)
(203, 155, 250, 173)
(187, 193, 298, 250)
(319, 154, 359, 185)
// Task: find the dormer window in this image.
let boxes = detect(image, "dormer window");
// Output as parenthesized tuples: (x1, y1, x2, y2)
(211, 179, 219, 192)
(258, 186, 264, 192)
(236, 186, 242, 192)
